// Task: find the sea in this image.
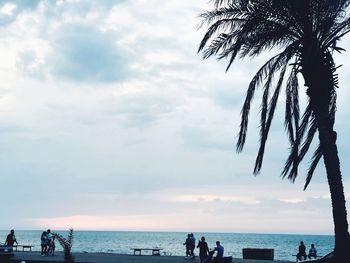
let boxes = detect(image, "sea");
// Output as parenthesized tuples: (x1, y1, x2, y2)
(0, 230, 334, 262)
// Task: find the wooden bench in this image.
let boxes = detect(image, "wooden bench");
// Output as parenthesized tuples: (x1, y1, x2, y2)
(13, 245, 34, 252)
(131, 248, 163, 256)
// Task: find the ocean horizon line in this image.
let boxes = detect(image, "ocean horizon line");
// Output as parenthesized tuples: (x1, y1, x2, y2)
(0, 229, 333, 236)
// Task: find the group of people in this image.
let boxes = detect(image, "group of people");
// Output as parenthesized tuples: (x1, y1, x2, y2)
(2, 229, 319, 262)
(41, 229, 55, 256)
(297, 241, 317, 261)
(184, 234, 227, 263)
(2, 229, 55, 257)
(183, 233, 196, 259)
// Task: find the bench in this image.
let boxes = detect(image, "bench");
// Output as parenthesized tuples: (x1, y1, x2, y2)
(243, 248, 274, 260)
(131, 248, 163, 256)
(13, 245, 34, 252)
(293, 254, 322, 262)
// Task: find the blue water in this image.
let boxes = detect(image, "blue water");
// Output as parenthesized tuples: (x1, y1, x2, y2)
(0, 230, 334, 261)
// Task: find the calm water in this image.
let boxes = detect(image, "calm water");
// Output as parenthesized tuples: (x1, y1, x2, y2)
(0, 230, 333, 261)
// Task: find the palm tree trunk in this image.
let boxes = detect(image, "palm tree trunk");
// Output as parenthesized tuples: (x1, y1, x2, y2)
(314, 111, 350, 261)
(303, 51, 350, 261)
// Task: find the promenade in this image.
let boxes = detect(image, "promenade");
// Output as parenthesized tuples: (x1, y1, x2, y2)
(9, 252, 292, 263)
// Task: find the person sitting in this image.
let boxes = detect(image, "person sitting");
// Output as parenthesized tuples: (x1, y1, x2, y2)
(308, 244, 317, 259)
(213, 241, 224, 262)
(297, 241, 307, 261)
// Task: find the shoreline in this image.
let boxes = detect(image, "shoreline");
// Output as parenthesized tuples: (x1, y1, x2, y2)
(1, 230, 331, 261)
(9, 251, 293, 263)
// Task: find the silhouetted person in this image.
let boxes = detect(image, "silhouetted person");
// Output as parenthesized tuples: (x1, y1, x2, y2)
(47, 235, 56, 256)
(41, 229, 51, 255)
(297, 241, 307, 261)
(183, 234, 192, 259)
(197, 236, 209, 263)
(213, 241, 224, 262)
(189, 233, 196, 259)
(308, 244, 317, 259)
(5, 229, 18, 247)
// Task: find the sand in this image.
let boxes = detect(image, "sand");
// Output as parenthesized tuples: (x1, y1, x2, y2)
(9, 251, 293, 263)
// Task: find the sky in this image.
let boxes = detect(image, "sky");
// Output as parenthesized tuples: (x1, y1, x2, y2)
(0, 0, 350, 235)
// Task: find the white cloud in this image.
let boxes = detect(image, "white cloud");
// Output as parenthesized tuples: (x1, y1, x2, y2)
(171, 194, 261, 205)
(0, 3, 16, 16)
(279, 198, 305, 204)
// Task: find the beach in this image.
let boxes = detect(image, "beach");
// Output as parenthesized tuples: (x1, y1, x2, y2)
(9, 252, 292, 263)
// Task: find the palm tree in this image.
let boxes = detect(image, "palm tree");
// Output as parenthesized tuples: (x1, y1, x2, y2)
(54, 229, 75, 263)
(198, 0, 350, 261)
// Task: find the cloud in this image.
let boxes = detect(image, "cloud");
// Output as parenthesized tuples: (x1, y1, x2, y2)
(49, 23, 127, 83)
(0, 0, 350, 234)
(24, 184, 336, 233)
(99, 89, 180, 128)
(181, 126, 234, 152)
(0, 2, 16, 16)
(0, 124, 28, 134)
(11, 0, 41, 10)
(279, 198, 305, 204)
(16, 50, 47, 79)
(0, 0, 41, 25)
(5, 0, 130, 82)
(171, 194, 261, 205)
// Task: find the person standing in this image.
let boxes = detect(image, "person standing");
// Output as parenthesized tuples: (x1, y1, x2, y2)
(183, 234, 192, 259)
(189, 233, 196, 259)
(5, 229, 18, 247)
(41, 229, 51, 256)
(297, 241, 307, 261)
(197, 236, 209, 263)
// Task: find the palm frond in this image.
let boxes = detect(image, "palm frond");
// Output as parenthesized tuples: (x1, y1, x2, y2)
(282, 114, 318, 181)
(254, 64, 287, 174)
(198, 18, 243, 55)
(282, 104, 312, 178)
(304, 144, 323, 190)
(222, 11, 297, 70)
(237, 43, 297, 152)
(237, 51, 288, 152)
(322, 17, 350, 49)
(236, 55, 279, 152)
(198, 4, 249, 31)
(212, 0, 250, 9)
(284, 64, 299, 144)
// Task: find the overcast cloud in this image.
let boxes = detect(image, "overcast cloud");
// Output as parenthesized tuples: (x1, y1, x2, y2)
(0, 0, 349, 234)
